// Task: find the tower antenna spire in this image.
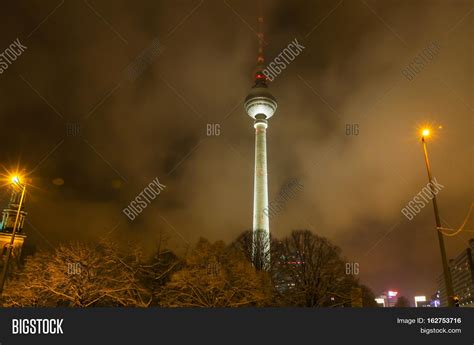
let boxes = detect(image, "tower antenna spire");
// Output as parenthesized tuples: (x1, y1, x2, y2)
(255, 0, 266, 84)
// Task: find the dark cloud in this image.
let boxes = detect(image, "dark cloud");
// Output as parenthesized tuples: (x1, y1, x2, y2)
(0, 0, 472, 300)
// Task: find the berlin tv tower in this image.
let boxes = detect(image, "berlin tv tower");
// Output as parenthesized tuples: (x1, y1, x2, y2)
(244, 15, 277, 270)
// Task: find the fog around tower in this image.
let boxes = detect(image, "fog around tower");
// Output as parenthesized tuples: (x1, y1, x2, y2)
(0, 0, 471, 299)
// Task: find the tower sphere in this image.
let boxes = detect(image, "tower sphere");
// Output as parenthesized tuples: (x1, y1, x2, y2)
(244, 85, 278, 120)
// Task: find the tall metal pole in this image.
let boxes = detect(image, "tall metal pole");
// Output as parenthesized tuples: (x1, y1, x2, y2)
(0, 183, 26, 296)
(421, 137, 454, 307)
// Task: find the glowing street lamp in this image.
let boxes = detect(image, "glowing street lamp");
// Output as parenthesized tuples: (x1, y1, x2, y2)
(419, 127, 455, 307)
(0, 174, 27, 296)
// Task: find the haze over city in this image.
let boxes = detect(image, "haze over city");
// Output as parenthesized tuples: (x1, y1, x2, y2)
(0, 0, 472, 301)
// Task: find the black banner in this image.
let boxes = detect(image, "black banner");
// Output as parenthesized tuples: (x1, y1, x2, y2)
(0, 308, 472, 344)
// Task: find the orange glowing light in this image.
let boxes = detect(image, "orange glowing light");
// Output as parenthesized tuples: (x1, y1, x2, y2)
(11, 175, 21, 185)
(421, 128, 430, 138)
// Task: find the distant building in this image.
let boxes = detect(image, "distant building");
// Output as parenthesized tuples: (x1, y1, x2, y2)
(430, 291, 441, 307)
(437, 239, 474, 307)
(414, 296, 430, 307)
(375, 290, 399, 307)
(0, 185, 28, 270)
(375, 297, 386, 307)
(385, 290, 398, 307)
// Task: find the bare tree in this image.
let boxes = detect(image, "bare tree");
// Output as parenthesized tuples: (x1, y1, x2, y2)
(272, 230, 357, 307)
(142, 235, 181, 306)
(360, 284, 378, 307)
(395, 296, 410, 307)
(2, 237, 176, 307)
(159, 238, 272, 307)
(232, 230, 273, 271)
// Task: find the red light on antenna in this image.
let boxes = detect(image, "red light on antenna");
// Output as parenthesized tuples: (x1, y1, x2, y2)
(255, 73, 266, 80)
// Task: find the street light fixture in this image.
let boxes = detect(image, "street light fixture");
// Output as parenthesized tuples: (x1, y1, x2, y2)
(420, 127, 455, 307)
(0, 174, 27, 296)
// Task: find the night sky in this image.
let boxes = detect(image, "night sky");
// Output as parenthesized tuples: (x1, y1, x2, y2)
(0, 0, 472, 301)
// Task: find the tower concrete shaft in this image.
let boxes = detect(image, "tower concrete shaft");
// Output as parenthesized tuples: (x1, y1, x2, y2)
(252, 118, 270, 270)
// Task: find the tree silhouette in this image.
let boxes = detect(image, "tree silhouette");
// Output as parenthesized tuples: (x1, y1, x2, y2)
(2, 237, 176, 307)
(395, 296, 410, 307)
(159, 238, 272, 307)
(232, 230, 273, 271)
(271, 230, 357, 307)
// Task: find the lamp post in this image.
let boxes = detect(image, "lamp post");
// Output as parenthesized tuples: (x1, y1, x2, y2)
(0, 175, 27, 296)
(420, 128, 454, 307)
